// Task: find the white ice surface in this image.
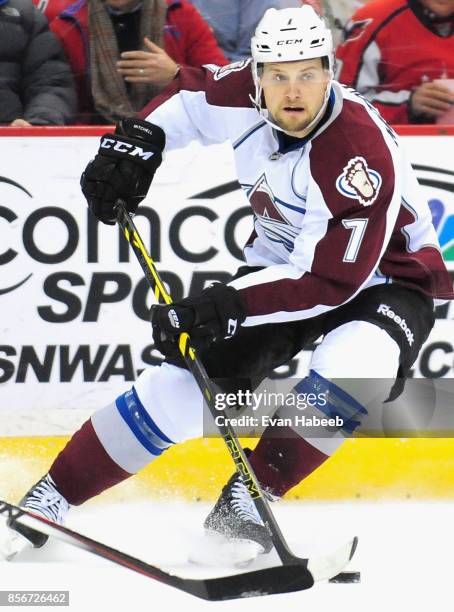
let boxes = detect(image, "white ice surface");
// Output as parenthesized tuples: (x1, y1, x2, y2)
(0, 499, 452, 612)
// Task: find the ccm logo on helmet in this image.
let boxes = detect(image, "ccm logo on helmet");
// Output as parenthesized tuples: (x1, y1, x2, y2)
(100, 137, 155, 160)
(377, 303, 414, 346)
(277, 39, 304, 45)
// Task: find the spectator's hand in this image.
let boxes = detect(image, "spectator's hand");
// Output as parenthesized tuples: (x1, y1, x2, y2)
(10, 119, 32, 127)
(410, 82, 454, 117)
(116, 37, 180, 88)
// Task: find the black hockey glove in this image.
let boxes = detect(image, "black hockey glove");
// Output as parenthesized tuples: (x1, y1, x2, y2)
(80, 118, 165, 225)
(151, 284, 247, 357)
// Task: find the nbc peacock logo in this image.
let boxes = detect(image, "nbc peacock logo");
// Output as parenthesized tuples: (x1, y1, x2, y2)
(415, 165, 454, 264)
(429, 199, 454, 261)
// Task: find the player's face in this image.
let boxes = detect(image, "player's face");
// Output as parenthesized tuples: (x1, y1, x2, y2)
(261, 59, 330, 137)
(421, 0, 454, 16)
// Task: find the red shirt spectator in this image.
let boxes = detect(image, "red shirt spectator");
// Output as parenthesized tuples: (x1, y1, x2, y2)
(336, 0, 454, 124)
(34, 0, 228, 122)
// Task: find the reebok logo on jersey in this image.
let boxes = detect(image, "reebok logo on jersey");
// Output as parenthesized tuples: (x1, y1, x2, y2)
(168, 309, 180, 329)
(377, 304, 414, 346)
(101, 137, 155, 160)
(336, 156, 382, 206)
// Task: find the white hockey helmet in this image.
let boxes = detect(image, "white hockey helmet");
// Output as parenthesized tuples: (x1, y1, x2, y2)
(250, 6, 334, 123)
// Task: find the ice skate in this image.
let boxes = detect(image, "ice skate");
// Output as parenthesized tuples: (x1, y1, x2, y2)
(1, 474, 69, 560)
(189, 472, 273, 567)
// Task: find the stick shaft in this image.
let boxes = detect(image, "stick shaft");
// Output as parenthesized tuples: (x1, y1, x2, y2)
(116, 201, 302, 566)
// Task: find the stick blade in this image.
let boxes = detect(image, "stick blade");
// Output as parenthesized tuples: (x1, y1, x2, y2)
(197, 563, 314, 600)
(308, 536, 358, 582)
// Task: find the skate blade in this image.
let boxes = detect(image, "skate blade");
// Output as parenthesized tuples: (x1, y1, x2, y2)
(0, 529, 32, 561)
(188, 532, 263, 568)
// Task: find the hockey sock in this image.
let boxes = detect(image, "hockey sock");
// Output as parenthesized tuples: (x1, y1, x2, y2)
(248, 371, 368, 497)
(249, 426, 332, 497)
(49, 419, 132, 505)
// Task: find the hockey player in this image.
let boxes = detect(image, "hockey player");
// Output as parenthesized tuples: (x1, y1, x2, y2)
(3, 5, 453, 559)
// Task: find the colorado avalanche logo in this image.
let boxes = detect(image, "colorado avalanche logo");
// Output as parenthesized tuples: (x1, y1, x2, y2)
(249, 174, 300, 252)
(336, 156, 382, 207)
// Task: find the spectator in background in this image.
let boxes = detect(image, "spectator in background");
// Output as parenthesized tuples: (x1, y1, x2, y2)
(336, 0, 454, 124)
(36, 0, 228, 123)
(276, 1, 369, 45)
(188, 0, 304, 61)
(0, 0, 76, 125)
(320, 1, 369, 45)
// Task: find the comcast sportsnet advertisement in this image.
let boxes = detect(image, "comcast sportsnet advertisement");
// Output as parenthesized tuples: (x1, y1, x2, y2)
(0, 132, 453, 413)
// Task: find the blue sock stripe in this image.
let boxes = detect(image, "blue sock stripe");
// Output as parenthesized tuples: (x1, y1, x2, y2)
(129, 387, 174, 444)
(308, 370, 368, 415)
(294, 371, 368, 435)
(115, 389, 174, 456)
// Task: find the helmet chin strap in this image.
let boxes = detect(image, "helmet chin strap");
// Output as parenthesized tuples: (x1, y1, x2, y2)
(249, 76, 333, 139)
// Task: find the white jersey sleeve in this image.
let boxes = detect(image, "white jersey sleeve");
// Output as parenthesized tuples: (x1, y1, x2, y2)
(140, 61, 258, 151)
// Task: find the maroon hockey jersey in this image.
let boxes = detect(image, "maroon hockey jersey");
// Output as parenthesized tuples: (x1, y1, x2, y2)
(140, 62, 453, 326)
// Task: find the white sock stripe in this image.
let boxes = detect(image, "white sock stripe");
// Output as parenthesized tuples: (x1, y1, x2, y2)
(91, 401, 158, 474)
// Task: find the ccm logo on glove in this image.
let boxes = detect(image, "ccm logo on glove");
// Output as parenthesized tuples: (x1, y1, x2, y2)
(100, 137, 156, 161)
(80, 118, 166, 225)
(168, 309, 181, 329)
(227, 318, 238, 336)
(151, 284, 247, 359)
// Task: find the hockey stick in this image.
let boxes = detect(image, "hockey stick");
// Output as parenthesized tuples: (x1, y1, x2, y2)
(115, 200, 358, 575)
(0, 501, 309, 600)
(0, 500, 357, 599)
